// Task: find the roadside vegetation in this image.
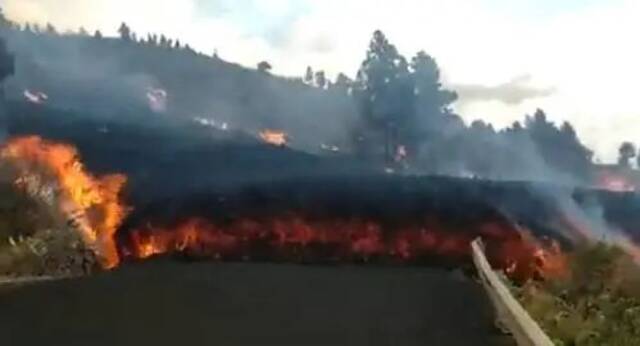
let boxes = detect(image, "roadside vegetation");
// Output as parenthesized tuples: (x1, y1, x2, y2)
(0, 163, 95, 277)
(511, 242, 640, 345)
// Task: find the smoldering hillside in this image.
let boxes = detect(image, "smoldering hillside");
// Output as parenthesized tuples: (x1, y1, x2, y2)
(0, 20, 638, 256)
(6, 100, 640, 258)
(0, 23, 601, 186)
(3, 101, 373, 205)
(2, 27, 357, 153)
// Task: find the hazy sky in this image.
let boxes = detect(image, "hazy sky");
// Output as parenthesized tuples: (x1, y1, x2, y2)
(2, 0, 639, 162)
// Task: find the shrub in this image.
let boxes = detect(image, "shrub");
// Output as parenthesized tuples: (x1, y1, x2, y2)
(513, 243, 640, 345)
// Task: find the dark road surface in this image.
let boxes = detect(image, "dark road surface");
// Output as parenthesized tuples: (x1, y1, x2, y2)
(0, 261, 512, 346)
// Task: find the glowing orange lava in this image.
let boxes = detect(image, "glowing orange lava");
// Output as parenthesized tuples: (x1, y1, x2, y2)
(124, 216, 567, 281)
(0, 136, 571, 281)
(597, 172, 636, 192)
(259, 130, 288, 147)
(0, 136, 128, 268)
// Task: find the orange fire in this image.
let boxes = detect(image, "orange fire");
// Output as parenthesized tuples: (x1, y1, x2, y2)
(259, 130, 288, 147)
(123, 216, 567, 281)
(0, 136, 571, 281)
(486, 229, 568, 282)
(0, 136, 128, 269)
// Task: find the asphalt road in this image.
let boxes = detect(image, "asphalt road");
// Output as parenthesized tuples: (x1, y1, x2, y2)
(0, 261, 513, 346)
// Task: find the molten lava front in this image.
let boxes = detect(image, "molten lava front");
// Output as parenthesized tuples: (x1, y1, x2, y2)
(0, 135, 571, 282)
(597, 172, 637, 192)
(259, 129, 288, 147)
(122, 216, 568, 282)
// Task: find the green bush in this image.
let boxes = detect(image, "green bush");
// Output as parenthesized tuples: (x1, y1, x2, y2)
(0, 163, 95, 277)
(513, 243, 640, 345)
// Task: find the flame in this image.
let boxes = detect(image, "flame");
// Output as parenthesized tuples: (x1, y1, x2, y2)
(0, 136, 572, 281)
(146, 88, 168, 113)
(259, 130, 288, 147)
(489, 233, 567, 282)
(0, 136, 128, 268)
(597, 172, 636, 192)
(23, 89, 49, 104)
(123, 216, 567, 281)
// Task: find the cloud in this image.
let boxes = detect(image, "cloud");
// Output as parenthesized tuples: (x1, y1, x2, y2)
(455, 75, 555, 105)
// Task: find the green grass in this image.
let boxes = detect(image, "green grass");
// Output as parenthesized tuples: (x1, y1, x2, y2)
(512, 243, 640, 345)
(0, 163, 95, 277)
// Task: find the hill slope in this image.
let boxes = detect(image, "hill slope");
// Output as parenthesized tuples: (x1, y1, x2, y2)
(2, 29, 356, 152)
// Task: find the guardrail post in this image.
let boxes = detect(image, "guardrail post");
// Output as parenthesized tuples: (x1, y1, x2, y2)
(471, 238, 554, 346)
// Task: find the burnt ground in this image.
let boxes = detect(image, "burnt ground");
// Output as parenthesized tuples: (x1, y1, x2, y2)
(0, 261, 513, 346)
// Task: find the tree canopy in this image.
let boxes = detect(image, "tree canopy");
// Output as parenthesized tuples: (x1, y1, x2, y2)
(0, 36, 14, 85)
(257, 61, 272, 73)
(353, 30, 457, 162)
(618, 142, 636, 168)
(118, 22, 131, 41)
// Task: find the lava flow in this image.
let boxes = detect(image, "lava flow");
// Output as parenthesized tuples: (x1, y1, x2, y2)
(122, 216, 568, 282)
(259, 129, 288, 147)
(0, 136, 128, 268)
(597, 171, 637, 192)
(0, 135, 569, 281)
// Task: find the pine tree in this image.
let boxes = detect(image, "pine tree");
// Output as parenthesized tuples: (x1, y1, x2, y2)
(118, 22, 131, 41)
(355, 30, 411, 161)
(304, 66, 313, 84)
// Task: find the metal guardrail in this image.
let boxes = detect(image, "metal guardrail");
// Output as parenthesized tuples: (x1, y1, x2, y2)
(471, 239, 554, 346)
(0, 275, 71, 287)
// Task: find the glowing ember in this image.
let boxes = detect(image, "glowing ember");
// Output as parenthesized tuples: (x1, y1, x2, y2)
(597, 172, 636, 192)
(489, 231, 568, 282)
(146, 88, 168, 113)
(23, 89, 48, 104)
(259, 130, 288, 147)
(123, 216, 567, 281)
(0, 136, 129, 269)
